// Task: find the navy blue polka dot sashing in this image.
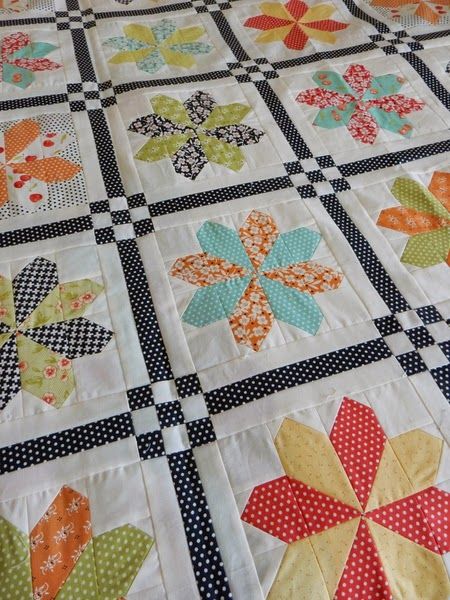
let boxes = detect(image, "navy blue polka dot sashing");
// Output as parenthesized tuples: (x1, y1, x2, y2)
(0, 0, 449, 598)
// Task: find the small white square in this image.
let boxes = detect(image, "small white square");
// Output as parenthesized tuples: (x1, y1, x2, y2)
(152, 380, 178, 404)
(419, 345, 448, 370)
(313, 181, 335, 196)
(321, 166, 341, 180)
(397, 310, 423, 329)
(259, 63, 274, 72)
(426, 321, 450, 343)
(232, 67, 246, 75)
(384, 331, 415, 355)
(162, 424, 191, 454)
(92, 212, 113, 228)
(377, 40, 392, 47)
(249, 72, 265, 82)
(85, 99, 102, 110)
(132, 406, 160, 436)
(129, 206, 150, 222)
(109, 196, 128, 211)
(69, 92, 84, 102)
(113, 223, 135, 240)
(396, 44, 411, 53)
(300, 158, 320, 172)
(68, 10, 80, 16)
(207, 4, 218, 10)
(242, 60, 256, 68)
(69, 20, 83, 29)
(180, 394, 209, 422)
(290, 173, 309, 187)
(384, 32, 397, 40)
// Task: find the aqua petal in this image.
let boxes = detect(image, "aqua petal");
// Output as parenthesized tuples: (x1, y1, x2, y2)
(197, 221, 253, 269)
(261, 228, 321, 271)
(368, 107, 413, 137)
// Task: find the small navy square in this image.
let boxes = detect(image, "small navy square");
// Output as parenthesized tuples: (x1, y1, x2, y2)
(156, 401, 185, 428)
(316, 155, 335, 169)
(137, 431, 165, 460)
(416, 305, 443, 325)
(186, 418, 216, 448)
(127, 385, 154, 411)
(374, 315, 402, 337)
(306, 170, 326, 183)
(405, 325, 435, 349)
(297, 184, 317, 198)
(396, 351, 427, 375)
(176, 374, 203, 399)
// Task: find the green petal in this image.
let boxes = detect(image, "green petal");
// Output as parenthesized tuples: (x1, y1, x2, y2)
(312, 70, 354, 95)
(197, 221, 252, 269)
(93, 525, 153, 598)
(182, 276, 251, 327)
(0, 517, 32, 600)
(0, 274, 15, 329)
(391, 177, 450, 220)
(135, 134, 191, 162)
(202, 103, 251, 128)
(401, 228, 450, 268)
(123, 24, 156, 45)
(164, 26, 206, 45)
(150, 95, 192, 126)
(11, 42, 57, 59)
(198, 133, 245, 171)
(108, 48, 153, 64)
(17, 335, 75, 408)
(261, 228, 321, 271)
(368, 107, 413, 138)
(57, 541, 98, 599)
(362, 74, 403, 99)
(160, 46, 195, 69)
(60, 279, 105, 320)
(260, 275, 323, 334)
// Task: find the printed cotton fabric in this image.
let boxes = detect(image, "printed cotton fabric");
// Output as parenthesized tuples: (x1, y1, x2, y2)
(0, 0, 449, 599)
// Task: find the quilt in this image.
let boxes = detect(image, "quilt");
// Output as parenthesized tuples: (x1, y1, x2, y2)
(0, 0, 449, 598)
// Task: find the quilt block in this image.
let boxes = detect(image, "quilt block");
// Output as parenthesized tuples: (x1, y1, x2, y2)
(0, 0, 448, 598)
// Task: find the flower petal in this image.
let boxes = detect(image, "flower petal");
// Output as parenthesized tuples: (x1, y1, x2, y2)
(330, 398, 387, 510)
(274, 418, 361, 509)
(184, 90, 216, 126)
(255, 24, 294, 43)
(401, 228, 450, 268)
(164, 25, 206, 45)
(428, 171, 450, 213)
(285, 0, 309, 19)
(103, 36, 146, 51)
(261, 228, 321, 270)
(391, 176, 449, 219)
(260, 275, 324, 334)
(198, 133, 246, 171)
(160, 46, 196, 69)
(197, 221, 253, 269)
(2, 62, 34, 88)
(347, 105, 379, 144)
(300, 3, 335, 21)
(123, 23, 155, 45)
(343, 63, 372, 97)
(13, 256, 58, 326)
(1, 31, 30, 61)
(259, 1, 293, 19)
(239, 209, 279, 270)
(171, 136, 208, 179)
(0, 335, 20, 411)
(263, 261, 343, 294)
(361, 73, 404, 99)
(413, 487, 450, 553)
(108, 47, 153, 64)
(0, 167, 8, 207)
(297, 86, 354, 109)
(312, 70, 355, 94)
(5, 118, 40, 162)
(30, 486, 92, 599)
(204, 123, 265, 147)
(0, 517, 32, 598)
(202, 103, 251, 129)
(10, 41, 58, 59)
(182, 276, 251, 326)
(170, 253, 248, 286)
(169, 41, 213, 55)
(245, 15, 293, 31)
(241, 475, 309, 543)
(23, 317, 113, 359)
(377, 206, 447, 235)
(300, 21, 347, 45)
(0, 273, 15, 328)
(12, 156, 81, 183)
(283, 23, 309, 49)
(11, 57, 61, 71)
(136, 49, 166, 74)
(368, 520, 450, 599)
(151, 94, 193, 126)
(415, 0, 440, 23)
(367, 94, 424, 118)
(150, 18, 177, 43)
(229, 276, 273, 351)
(334, 520, 392, 599)
(134, 134, 191, 162)
(128, 113, 189, 137)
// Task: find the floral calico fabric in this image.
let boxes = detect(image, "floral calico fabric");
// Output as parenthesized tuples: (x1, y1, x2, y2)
(0, 0, 449, 599)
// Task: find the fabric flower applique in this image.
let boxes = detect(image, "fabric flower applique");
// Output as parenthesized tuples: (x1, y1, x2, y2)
(296, 63, 425, 144)
(377, 171, 450, 268)
(370, 0, 449, 25)
(244, 0, 349, 51)
(242, 397, 450, 599)
(170, 210, 343, 351)
(0, 118, 81, 209)
(0, 0, 29, 11)
(0, 256, 113, 411)
(103, 20, 213, 76)
(129, 91, 265, 180)
(0, 485, 153, 599)
(1, 32, 61, 89)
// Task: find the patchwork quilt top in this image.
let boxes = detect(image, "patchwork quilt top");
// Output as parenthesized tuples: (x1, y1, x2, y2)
(0, 0, 449, 598)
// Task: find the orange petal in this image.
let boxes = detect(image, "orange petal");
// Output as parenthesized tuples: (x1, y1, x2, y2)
(428, 171, 450, 213)
(264, 262, 343, 294)
(229, 276, 273, 351)
(5, 119, 40, 162)
(371, 0, 412, 6)
(415, 0, 440, 23)
(170, 253, 248, 287)
(377, 206, 448, 235)
(239, 210, 279, 270)
(12, 157, 81, 183)
(30, 486, 92, 599)
(0, 168, 8, 207)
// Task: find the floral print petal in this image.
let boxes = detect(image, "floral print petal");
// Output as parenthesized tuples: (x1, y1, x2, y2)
(239, 209, 279, 269)
(343, 63, 372, 96)
(428, 171, 450, 212)
(198, 133, 246, 172)
(171, 136, 209, 180)
(204, 124, 265, 147)
(263, 261, 343, 294)
(347, 104, 379, 144)
(229, 276, 274, 351)
(128, 113, 189, 138)
(170, 253, 248, 286)
(183, 90, 217, 126)
(377, 206, 446, 235)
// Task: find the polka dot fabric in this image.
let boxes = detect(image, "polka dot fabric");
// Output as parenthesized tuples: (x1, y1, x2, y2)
(330, 397, 387, 510)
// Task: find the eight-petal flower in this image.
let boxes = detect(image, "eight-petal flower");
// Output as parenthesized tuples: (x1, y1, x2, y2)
(296, 63, 425, 144)
(103, 20, 213, 76)
(1, 32, 61, 89)
(0, 257, 113, 411)
(244, 0, 349, 51)
(0, 118, 81, 208)
(170, 210, 343, 351)
(370, 0, 449, 24)
(377, 171, 450, 268)
(242, 397, 450, 599)
(0, 485, 153, 599)
(0, 0, 29, 12)
(129, 91, 265, 180)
